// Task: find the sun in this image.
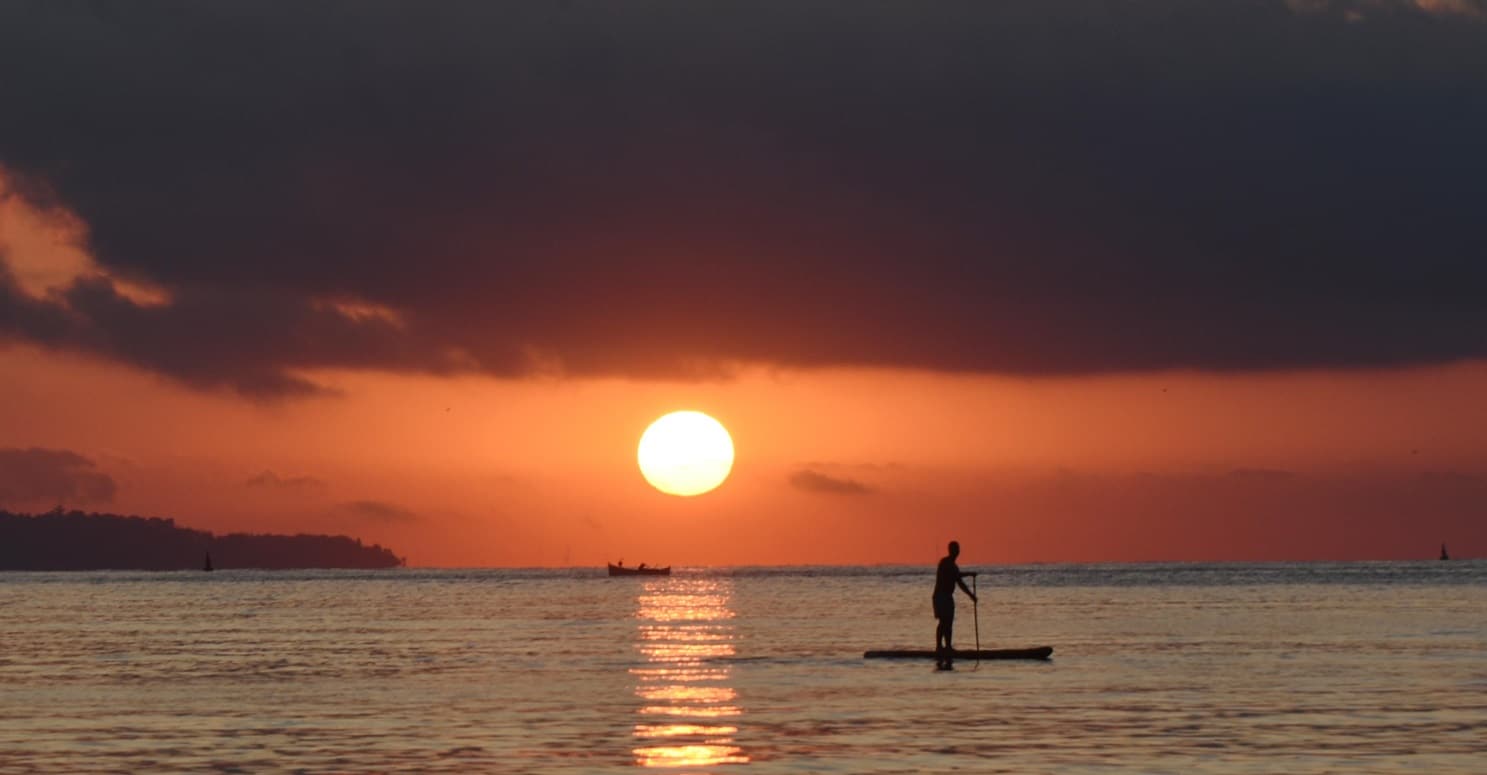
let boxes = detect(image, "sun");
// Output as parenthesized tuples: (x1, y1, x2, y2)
(637, 411, 735, 497)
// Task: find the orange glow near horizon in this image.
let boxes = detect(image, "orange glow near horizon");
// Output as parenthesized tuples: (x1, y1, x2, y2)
(0, 341, 1485, 565)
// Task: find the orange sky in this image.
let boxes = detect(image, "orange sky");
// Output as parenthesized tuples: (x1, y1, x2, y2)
(2, 341, 1483, 565)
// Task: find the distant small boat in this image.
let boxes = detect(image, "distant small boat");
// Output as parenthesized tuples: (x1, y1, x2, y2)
(1440, 543, 1450, 561)
(203, 551, 214, 572)
(608, 563, 670, 576)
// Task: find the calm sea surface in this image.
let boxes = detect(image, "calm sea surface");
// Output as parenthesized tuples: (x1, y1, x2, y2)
(1, 562, 1484, 774)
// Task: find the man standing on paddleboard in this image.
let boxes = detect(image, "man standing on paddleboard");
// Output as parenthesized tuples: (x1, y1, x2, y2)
(933, 540, 977, 670)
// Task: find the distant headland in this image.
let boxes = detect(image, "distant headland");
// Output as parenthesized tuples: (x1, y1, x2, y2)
(0, 509, 405, 570)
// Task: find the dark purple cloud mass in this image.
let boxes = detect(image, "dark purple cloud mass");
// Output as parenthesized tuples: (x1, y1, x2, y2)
(1, 1, 1485, 396)
(0, 447, 117, 506)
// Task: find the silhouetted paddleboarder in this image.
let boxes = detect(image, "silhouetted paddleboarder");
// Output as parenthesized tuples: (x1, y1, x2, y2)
(933, 540, 977, 670)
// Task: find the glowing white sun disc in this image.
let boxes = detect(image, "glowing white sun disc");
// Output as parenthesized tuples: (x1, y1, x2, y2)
(637, 411, 734, 497)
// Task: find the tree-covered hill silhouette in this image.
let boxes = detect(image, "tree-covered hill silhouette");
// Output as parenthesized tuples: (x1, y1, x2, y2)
(0, 509, 405, 570)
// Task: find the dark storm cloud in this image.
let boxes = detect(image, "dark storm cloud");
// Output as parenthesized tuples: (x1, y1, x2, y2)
(2, 1, 1486, 396)
(0, 261, 467, 398)
(0, 447, 117, 506)
(790, 469, 874, 496)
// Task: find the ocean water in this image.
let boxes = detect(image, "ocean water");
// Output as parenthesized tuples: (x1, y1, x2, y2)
(1, 562, 1484, 774)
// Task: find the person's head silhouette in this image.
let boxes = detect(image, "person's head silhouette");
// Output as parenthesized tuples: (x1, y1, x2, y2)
(948, 540, 960, 559)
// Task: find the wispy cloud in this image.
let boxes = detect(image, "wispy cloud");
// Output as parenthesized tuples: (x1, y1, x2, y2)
(340, 500, 419, 523)
(246, 470, 327, 492)
(790, 469, 874, 496)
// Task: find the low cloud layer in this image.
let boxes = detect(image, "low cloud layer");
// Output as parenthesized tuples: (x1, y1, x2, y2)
(0, 447, 117, 506)
(2, 2, 1485, 397)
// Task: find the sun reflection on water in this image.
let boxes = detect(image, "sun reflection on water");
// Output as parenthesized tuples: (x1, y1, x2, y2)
(631, 577, 749, 770)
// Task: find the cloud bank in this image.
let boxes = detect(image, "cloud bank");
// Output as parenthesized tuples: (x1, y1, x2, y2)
(1, 2, 1484, 396)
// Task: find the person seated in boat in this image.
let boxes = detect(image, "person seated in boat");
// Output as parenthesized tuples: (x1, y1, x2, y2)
(638, 563, 647, 570)
(933, 540, 977, 670)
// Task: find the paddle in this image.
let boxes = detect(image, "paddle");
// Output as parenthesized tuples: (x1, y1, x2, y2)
(971, 573, 980, 669)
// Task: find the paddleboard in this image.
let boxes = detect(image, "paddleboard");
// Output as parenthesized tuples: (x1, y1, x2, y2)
(863, 646, 1052, 660)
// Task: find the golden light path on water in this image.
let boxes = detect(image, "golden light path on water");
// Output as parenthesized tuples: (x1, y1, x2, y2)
(631, 578, 749, 770)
